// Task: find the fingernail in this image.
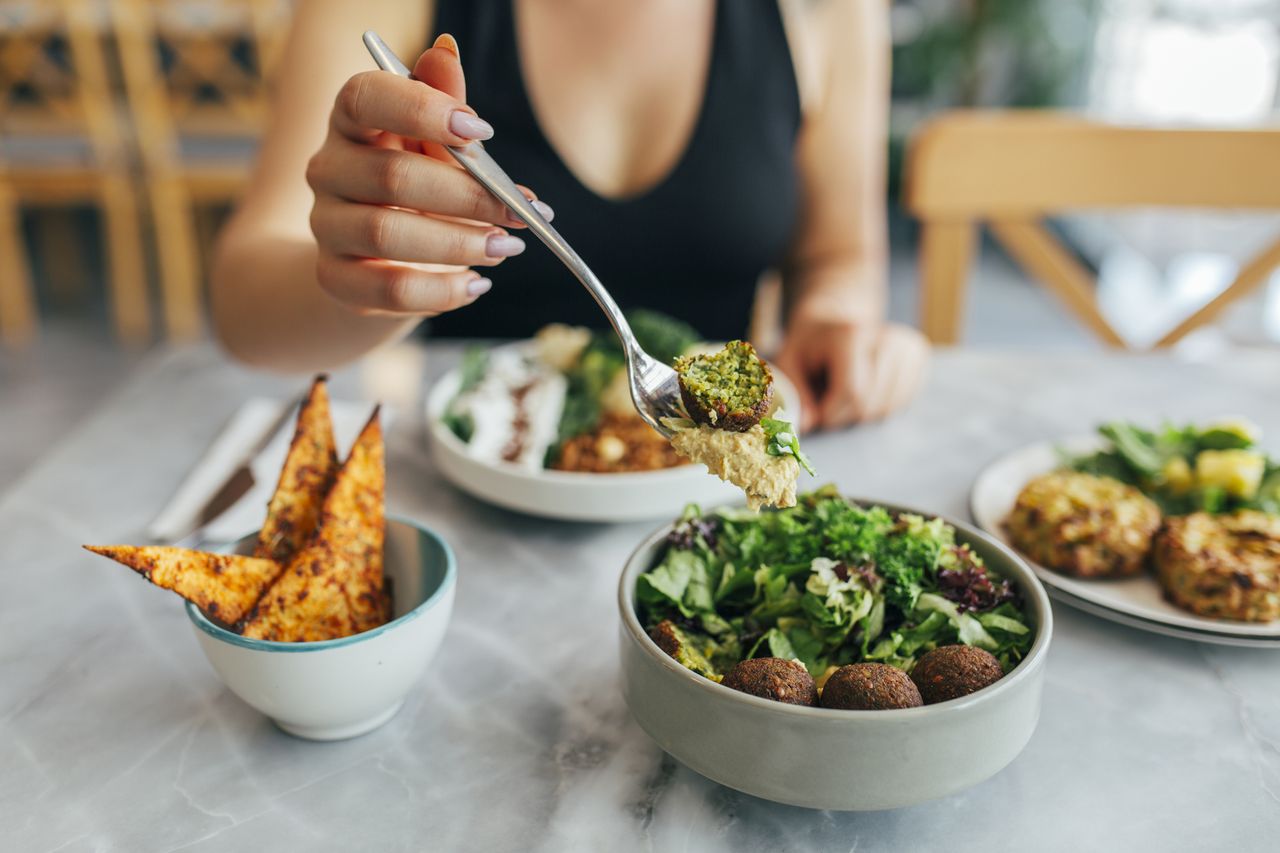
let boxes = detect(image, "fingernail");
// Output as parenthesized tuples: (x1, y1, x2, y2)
(433, 33, 460, 58)
(531, 200, 555, 222)
(486, 234, 525, 258)
(467, 277, 492, 298)
(449, 110, 493, 140)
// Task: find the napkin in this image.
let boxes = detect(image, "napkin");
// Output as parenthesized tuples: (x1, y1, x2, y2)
(147, 397, 388, 544)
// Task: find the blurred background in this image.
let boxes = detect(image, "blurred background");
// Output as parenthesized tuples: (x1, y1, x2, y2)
(2, 0, 1279, 477)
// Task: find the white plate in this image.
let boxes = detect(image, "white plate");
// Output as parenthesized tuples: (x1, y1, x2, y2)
(1046, 586, 1280, 649)
(425, 343, 803, 522)
(970, 438, 1280, 641)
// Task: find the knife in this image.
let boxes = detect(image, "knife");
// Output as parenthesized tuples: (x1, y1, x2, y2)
(173, 392, 305, 545)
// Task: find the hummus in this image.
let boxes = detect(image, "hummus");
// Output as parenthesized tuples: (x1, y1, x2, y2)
(666, 420, 799, 510)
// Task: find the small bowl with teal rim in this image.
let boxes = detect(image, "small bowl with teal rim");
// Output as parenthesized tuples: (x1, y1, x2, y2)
(186, 516, 456, 741)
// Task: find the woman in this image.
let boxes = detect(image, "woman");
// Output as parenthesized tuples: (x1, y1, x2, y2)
(212, 0, 928, 430)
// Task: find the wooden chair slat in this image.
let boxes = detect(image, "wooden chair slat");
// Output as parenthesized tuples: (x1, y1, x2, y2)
(111, 0, 287, 340)
(1156, 236, 1280, 348)
(0, 0, 151, 345)
(988, 219, 1127, 348)
(906, 111, 1280, 349)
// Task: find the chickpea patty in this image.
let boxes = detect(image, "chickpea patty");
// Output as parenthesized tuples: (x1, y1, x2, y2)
(1154, 511, 1280, 622)
(1005, 471, 1161, 578)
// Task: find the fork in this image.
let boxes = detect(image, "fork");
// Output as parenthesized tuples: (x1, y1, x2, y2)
(362, 31, 684, 437)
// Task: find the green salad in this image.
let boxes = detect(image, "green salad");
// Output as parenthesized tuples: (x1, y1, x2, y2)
(1068, 419, 1280, 515)
(636, 486, 1034, 681)
(552, 309, 701, 460)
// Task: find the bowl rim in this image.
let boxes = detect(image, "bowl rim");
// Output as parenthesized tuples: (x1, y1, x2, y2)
(424, 342, 803, 486)
(185, 514, 456, 654)
(617, 496, 1054, 720)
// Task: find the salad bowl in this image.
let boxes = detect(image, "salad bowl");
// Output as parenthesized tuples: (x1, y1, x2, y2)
(617, 498, 1053, 811)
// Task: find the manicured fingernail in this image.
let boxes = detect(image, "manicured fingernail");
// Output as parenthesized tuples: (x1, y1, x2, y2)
(467, 277, 492, 298)
(507, 199, 555, 227)
(449, 111, 493, 140)
(486, 234, 525, 258)
(433, 33, 460, 58)
(531, 200, 554, 222)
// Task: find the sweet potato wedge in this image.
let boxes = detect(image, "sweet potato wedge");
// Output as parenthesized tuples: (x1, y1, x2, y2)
(254, 376, 339, 565)
(318, 407, 388, 633)
(241, 407, 388, 641)
(238, 542, 358, 642)
(83, 545, 279, 627)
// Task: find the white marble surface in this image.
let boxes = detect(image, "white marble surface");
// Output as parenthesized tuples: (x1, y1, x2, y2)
(4, 344, 1280, 853)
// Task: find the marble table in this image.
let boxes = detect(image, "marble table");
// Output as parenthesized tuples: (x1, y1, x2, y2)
(4, 343, 1279, 853)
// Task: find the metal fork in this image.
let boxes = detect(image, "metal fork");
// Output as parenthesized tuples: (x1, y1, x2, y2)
(362, 31, 684, 437)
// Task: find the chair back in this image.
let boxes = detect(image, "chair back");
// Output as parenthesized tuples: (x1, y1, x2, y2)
(0, 0, 126, 168)
(109, 0, 287, 173)
(905, 110, 1280, 347)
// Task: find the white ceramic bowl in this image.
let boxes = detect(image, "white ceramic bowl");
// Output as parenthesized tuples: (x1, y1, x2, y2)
(187, 517, 456, 741)
(425, 343, 804, 522)
(617, 499, 1053, 811)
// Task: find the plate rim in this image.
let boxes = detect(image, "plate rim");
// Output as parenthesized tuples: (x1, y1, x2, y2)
(1041, 585, 1280, 648)
(969, 437, 1280, 641)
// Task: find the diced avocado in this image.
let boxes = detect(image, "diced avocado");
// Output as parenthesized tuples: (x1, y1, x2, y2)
(1161, 456, 1194, 494)
(1195, 449, 1266, 500)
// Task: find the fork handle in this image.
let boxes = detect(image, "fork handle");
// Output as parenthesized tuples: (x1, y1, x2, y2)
(361, 32, 639, 355)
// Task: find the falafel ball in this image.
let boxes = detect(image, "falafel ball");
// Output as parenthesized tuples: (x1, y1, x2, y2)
(910, 645, 1004, 705)
(819, 663, 923, 711)
(647, 619, 718, 679)
(721, 657, 817, 706)
(648, 620, 682, 658)
(674, 340, 774, 432)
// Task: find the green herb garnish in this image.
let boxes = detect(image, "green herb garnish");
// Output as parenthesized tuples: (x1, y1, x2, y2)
(443, 347, 489, 442)
(762, 417, 816, 476)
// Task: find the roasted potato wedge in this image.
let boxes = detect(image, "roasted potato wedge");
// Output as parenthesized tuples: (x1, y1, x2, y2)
(254, 376, 339, 564)
(83, 545, 279, 626)
(239, 542, 358, 641)
(241, 408, 388, 641)
(318, 407, 388, 633)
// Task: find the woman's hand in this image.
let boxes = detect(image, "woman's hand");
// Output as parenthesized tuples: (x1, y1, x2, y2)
(305, 35, 551, 317)
(775, 319, 930, 432)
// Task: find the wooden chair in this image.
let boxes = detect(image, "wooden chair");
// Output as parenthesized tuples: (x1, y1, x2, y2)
(109, 0, 287, 340)
(0, 161, 37, 347)
(0, 0, 150, 346)
(905, 111, 1280, 348)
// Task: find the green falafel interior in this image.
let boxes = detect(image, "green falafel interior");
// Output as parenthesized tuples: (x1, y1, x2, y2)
(637, 487, 1034, 681)
(674, 340, 774, 430)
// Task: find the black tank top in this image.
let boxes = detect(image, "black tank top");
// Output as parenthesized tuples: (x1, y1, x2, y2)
(426, 0, 801, 341)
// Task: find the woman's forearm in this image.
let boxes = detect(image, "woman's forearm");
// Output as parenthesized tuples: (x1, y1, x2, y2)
(211, 228, 420, 373)
(784, 252, 888, 328)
